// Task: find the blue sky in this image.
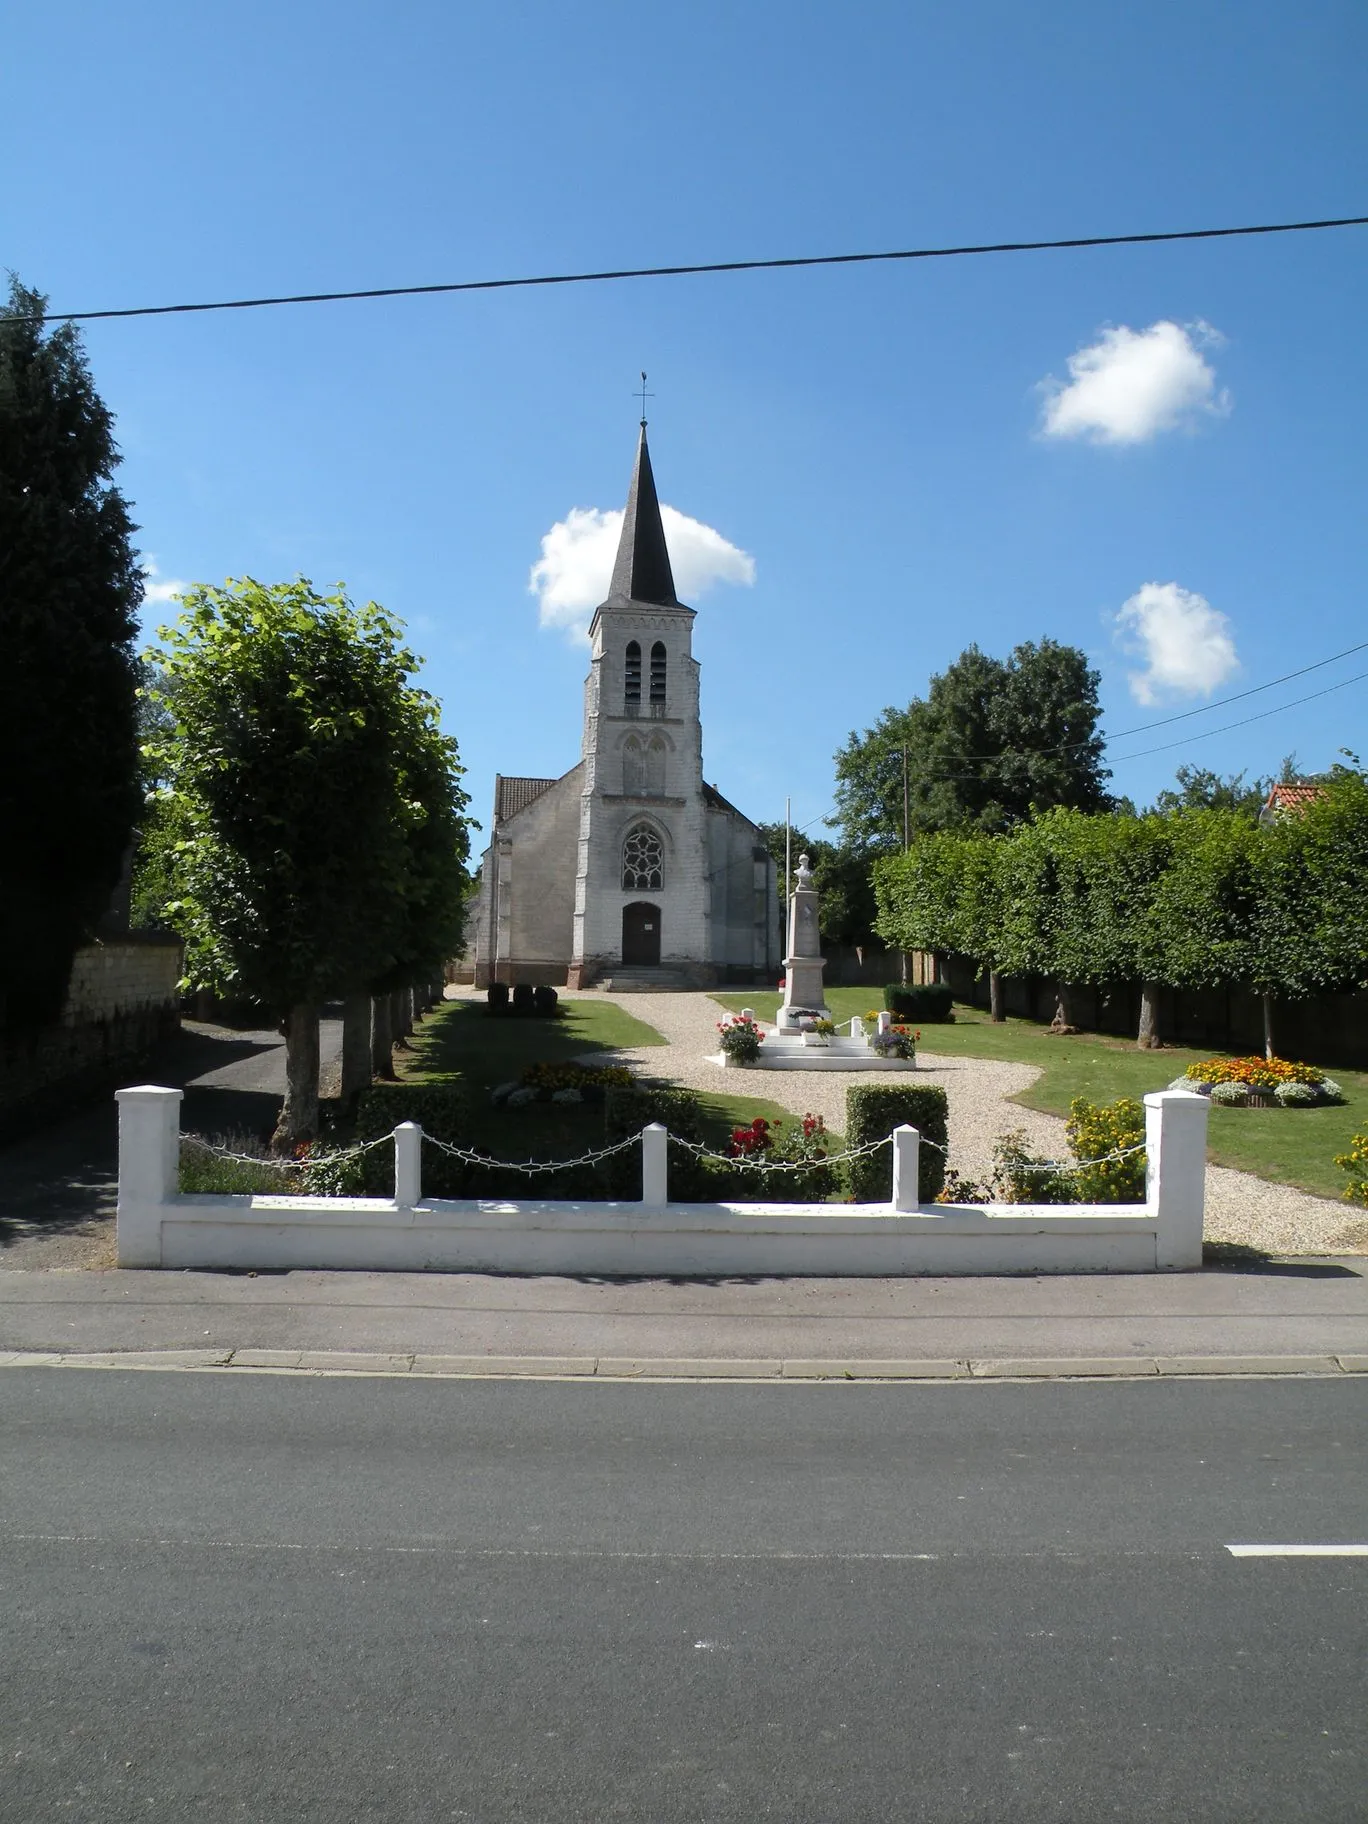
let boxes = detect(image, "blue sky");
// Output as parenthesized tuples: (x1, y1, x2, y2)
(4, 0, 1366, 847)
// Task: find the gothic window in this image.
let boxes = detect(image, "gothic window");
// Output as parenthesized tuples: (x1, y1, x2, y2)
(622, 824, 664, 891)
(622, 734, 644, 794)
(644, 734, 667, 795)
(624, 640, 641, 708)
(649, 640, 667, 704)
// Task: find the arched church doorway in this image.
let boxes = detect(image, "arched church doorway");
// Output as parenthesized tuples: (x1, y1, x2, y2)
(622, 902, 662, 967)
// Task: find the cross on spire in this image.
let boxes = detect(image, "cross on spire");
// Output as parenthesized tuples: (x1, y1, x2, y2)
(636, 370, 653, 426)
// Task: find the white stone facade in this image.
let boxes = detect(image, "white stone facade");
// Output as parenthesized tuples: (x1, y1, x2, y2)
(468, 427, 777, 989)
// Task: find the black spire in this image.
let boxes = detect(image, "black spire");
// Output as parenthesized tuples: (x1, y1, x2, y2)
(608, 423, 679, 606)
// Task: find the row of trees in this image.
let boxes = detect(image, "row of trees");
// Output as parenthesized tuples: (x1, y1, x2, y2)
(142, 579, 471, 1149)
(871, 780, 1368, 1051)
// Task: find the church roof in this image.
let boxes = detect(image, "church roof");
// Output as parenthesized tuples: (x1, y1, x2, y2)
(494, 774, 558, 822)
(607, 424, 680, 607)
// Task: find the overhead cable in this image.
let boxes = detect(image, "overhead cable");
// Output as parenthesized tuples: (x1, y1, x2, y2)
(4, 212, 1365, 326)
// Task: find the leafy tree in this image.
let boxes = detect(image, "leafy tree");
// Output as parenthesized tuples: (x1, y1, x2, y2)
(148, 578, 470, 1148)
(832, 639, 1110, 849)
(871, 829, 1009, 1017)
(1150, 764, 1268, 817)
(0, 277, 142, 1027)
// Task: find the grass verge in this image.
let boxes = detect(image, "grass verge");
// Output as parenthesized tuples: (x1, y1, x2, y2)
(712, 989, 1365, 1202)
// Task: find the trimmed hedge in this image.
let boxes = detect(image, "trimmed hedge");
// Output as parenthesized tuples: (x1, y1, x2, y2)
(511, 982, 535, 1015)
(844, 1083, 949, 1204)
(884, 983, 955, 1023)
(532, 984, 559, 1016)
(602, 1082, 718, 1200)
(486, 982, 509, 1013)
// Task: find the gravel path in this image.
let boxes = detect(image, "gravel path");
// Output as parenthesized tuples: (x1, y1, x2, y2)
(575, 989, 1367, 1256)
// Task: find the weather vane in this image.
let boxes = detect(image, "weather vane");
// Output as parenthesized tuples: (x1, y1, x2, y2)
(636, 370, 653, 425)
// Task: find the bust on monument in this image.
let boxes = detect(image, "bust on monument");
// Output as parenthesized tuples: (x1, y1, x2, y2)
(775, 853, 832, 1034)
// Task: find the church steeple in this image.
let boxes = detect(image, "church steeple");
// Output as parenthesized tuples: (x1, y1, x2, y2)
(607, 423, 679, 607)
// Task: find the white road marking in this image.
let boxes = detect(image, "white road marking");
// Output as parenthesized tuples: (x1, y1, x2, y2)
(1225, 1544, 1368, 1557)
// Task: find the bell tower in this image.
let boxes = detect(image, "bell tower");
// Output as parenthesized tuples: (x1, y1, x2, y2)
(567, 421, 709, 985)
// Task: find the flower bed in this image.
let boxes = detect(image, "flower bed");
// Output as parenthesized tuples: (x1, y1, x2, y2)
(491, 1061, 635, 1108)
(1180, 1056, 1344, 1108)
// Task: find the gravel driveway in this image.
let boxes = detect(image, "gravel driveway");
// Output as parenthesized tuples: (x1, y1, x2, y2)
(577, 989, 1368, 1256)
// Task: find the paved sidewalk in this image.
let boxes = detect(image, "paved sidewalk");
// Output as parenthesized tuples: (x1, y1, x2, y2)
(1, 1259, 1364, 1370)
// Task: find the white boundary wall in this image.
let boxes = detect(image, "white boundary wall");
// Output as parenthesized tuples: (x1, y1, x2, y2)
(115, 1089, 1209, 1276)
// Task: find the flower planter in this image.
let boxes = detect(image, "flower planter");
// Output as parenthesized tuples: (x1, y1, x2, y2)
(1245, 1090, 1276, 1109)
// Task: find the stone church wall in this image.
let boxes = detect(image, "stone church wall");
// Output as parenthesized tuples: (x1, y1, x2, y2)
(472, 768, 582, 987)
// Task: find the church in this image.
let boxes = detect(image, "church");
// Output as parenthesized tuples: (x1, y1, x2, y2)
(468, 424, 778, 989)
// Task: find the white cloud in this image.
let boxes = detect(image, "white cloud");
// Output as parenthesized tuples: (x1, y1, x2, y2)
(1039, 320, 1230, 444)
(529, 504, 755, 636)
(140, 557, 188, 605)
(1114, 581, 1239, 705)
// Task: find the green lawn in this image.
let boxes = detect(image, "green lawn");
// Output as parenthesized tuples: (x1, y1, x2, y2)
(712, 990, 1366, 1201)
(400, 996, 809, 1158)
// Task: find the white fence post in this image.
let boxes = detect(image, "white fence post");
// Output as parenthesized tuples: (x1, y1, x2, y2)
(641, 1122, 668, 1206)
(1144, 1090, 1209, 1270)
(891, 1123, 921, 1212)
(394, 1122, 423, 1207)
(116, 1085, 183, 1268)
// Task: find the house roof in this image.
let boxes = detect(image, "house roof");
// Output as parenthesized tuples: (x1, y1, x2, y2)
(1262, 781, 1327, 817)
(606, 424, 680, 608)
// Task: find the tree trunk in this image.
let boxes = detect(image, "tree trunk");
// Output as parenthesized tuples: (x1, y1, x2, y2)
(989, 970, 1006, 1023)
(271, 1003, 320, 1154)
(371, 992, 395, 1079)
(1049, 981, 1081, 1034)
(1262, 992, 1275, 1061)
(1136, 980, 1162, 1049)
(392, 988, 412, 1044)
(341, 992, 372, 1100)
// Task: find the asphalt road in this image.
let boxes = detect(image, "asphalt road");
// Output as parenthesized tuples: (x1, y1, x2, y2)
(3, 1374, 1365, 1822)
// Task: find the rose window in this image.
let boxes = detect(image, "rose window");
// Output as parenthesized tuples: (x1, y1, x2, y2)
(622, 825, 664, 891)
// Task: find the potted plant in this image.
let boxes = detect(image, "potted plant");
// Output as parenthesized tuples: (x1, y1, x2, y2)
(803, 1018, 836, 1049)
(868, 1023, 918, 1062)
(716, 1013, 764, 1067)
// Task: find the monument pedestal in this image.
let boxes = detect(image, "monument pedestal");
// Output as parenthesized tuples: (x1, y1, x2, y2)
(775, 854, 830, 1034)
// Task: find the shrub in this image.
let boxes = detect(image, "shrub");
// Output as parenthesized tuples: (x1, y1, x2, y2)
(179, 1133, 294, 1195)
(844, 1083, 948, 1203)
(1335, 1132, 1368, 1207)
(486, 982, 509, 1014)
(1209, 1080, 1249, 1107)
(511, 982, 535, 1015)
(532, 984, 559, 1016)
(602, 1082, 715, 1199)
(723, 1113, 836, 1203)
(1321, 1079, 1346, 1104)
(990, 1129, 1074, 1204)
(311, 1080, 470, 1196)
(1065, 1097, 1146, 1203)
(1274, 1080, 1319, 1107)
(884, 983, 954, 1023)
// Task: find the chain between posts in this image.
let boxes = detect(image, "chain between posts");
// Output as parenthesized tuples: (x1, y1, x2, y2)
(181, 1127, 1146, 1181)
(178, 1132, 394, 1172)
(420, 1131, 643, 1176)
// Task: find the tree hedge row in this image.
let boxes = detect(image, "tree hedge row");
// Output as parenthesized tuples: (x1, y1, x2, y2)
(871, 780, 1368, 1050)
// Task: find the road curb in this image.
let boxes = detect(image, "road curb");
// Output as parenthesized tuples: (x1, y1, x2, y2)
(1, 1350, 1364, 1381)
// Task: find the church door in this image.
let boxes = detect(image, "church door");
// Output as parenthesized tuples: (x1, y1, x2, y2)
(622, 902, 662, 967)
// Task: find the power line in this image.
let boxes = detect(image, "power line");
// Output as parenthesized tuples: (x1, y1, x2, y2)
(5, 212, 1366, 327)
(904, 635, 1368, 766)
(1103, 665, 1368, 764)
